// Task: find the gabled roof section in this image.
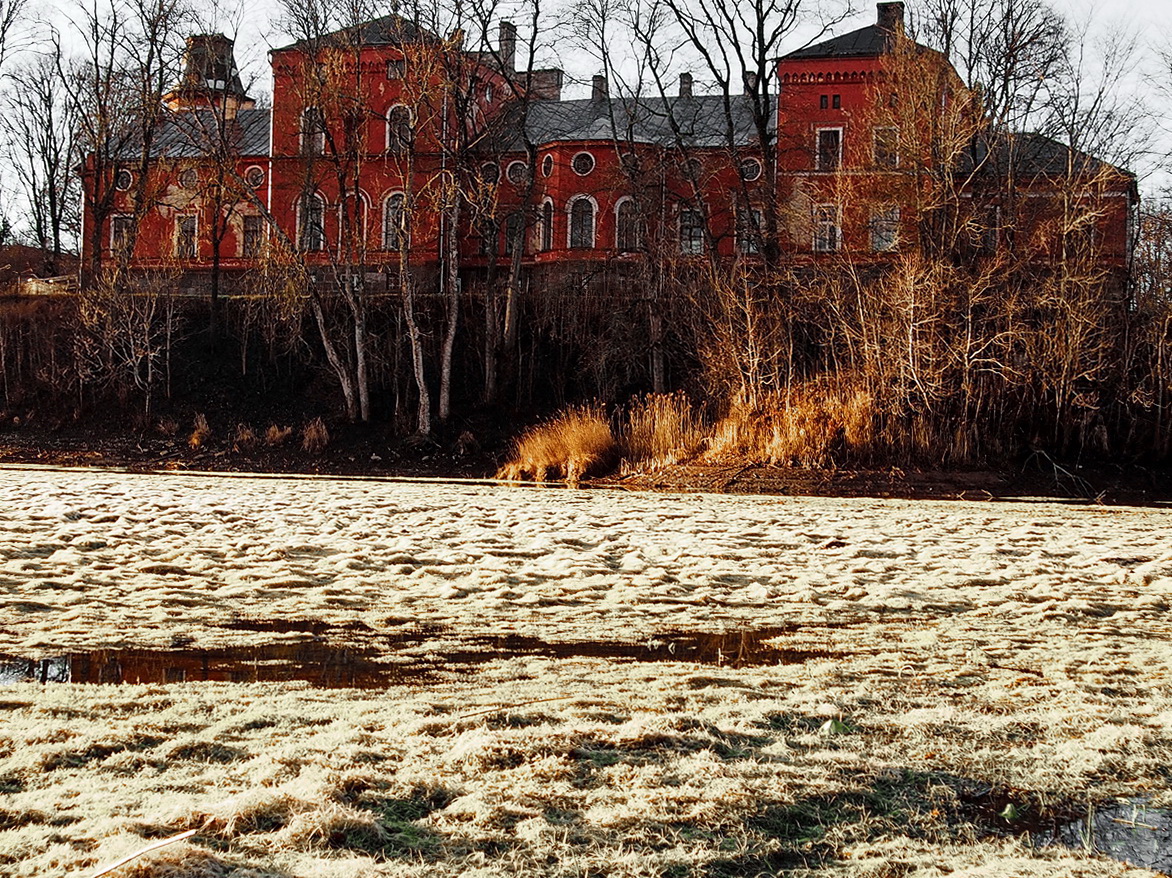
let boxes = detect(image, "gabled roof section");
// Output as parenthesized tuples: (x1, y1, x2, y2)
(961, 131, 1135, 184)
(273, 14, 439, 53)
(782, 24, 897, 60)
(135, 108, 271, 159)
(521, 94, 771, 150)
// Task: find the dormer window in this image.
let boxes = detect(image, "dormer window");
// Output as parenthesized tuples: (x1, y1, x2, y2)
(386, 59, 404, 80)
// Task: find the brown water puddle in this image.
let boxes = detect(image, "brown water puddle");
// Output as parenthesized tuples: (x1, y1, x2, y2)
(0, 626, 836, 688)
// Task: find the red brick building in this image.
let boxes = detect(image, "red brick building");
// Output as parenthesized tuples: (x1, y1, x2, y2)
(81, 2, 1137, 292)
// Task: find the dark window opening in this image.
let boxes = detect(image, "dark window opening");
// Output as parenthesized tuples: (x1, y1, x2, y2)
(541, 201, 553, 251)
(616, 200, 642, 251)
(680, 208, 704, 254)
(832, 94, 841, 109)
(242, 215, 263, 257)
(817, 128, 841, 171)
(569, 198, 594, 249)
(176, 215, 197, 258)
(504, 212, 524, 256)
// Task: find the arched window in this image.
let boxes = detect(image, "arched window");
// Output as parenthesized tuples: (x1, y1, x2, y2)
(615, 198, 642, 251)
(568, 196, 595, 249)
(299, 193, 326, 251)
(383, 193, 406, 250)
(386, 105, 412, 154)
(339, 192, 369, 248)
(504, 212, 524, 256)
(540, 199, 554, 251)
(300, 107, 325, 155)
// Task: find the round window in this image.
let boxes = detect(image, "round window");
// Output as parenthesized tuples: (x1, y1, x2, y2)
(541, 154, 553, 177)
(114, 169, 133, 191)
(481, 162, 500, 184)
(739, 158, 762, 181)
(506, 160, 530, 185)
(178, 168, 199, 189)
(571, 151, 595, 176)
(246, 166, 265, 189)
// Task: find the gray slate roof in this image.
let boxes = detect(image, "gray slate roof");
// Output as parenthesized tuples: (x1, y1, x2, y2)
(782, 24, 897, 59)
(274, 14, 437, 52)
(522, 94, 771, 149)
(960, 131, 1133, 182)
(148, 108, 271, 159)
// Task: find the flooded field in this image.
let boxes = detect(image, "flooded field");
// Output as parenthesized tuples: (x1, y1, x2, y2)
(0, 467, 1170, 877)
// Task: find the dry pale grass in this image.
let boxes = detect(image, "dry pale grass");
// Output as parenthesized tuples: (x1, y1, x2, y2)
(155, 418, 178, 438)
(620, 393, 707, 473)
(705, 384, 877, 467)
(265, 424, 293, 446)
(187, 413, 211, 449)
(496, 405, 618, 486)
(301, 418, 329, 454)
(232, 423, 257, 452)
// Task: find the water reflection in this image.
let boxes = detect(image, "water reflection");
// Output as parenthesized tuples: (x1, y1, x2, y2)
(1046, 800, 1172, 872)
(0, 626, 832, 688)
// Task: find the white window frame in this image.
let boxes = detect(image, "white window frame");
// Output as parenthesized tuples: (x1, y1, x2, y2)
(873, 126, 900, 169)
(571, 150, 596, 176)
(870, 205, 900, 252)
(298, 192, 327, 252)
(382, 192, 407, 251)
(538, 197, 554, 251)
(175, 213, 198, 258)
(566, 194, 597, 249)
(614, 196, 643, 252)
(679, 207, 705, 255)
(815, 126, 843, 171)
(110, 214, 133, 253)
(385, 104, 413, 154)
(813, 203, 840, 253)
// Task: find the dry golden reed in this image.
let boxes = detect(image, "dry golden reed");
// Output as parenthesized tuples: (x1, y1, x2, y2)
(188, 413, 211, 449)
(265, 424, 293, 446)
(496, 404, 618, 486)
(301, 418, 330, 454)
(621, 392, 706, 473)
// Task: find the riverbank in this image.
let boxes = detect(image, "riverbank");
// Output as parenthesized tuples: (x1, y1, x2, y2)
(0, 426, 1168, 506)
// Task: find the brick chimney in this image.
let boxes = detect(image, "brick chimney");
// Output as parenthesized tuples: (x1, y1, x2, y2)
(498, 21, 516, 73)
(877, 2, 905, 36)
(592, 74, 608, 102)
(678, 72, 693, 98)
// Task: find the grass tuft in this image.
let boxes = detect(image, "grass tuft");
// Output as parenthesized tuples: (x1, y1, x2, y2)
(264, 424, 293, 446)
(187, 413, 211, 449)
(621, 393, 707, 473)
(496, 404, 618, 486)
(301, 418, 329, 454)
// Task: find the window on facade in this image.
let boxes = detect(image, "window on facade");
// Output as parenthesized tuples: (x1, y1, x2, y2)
(569, 197, 594, 249)
(245, 166, 265, 189)
(300, 194, 325, 251)
(242, 215, 263, 257)
(540, 200, 553, 251)
(542, 155, 554, 177)
(301, 107, 325, 155)
(340, 196, 368, 246)
(739, 158, 762, 182)
(178, 168, 198, 190)
(620, 152, 640, 176)
(973, 205, 1000, 254)
(616, 199, 642, 251)
(817, 128, 841, 171)
(506, 161, 530, 186)
(484, 84, 494, 104)
(111, 215, 133, 253)
(175, 215, 197, 258)
(571, 151, 595, 176)
(114, 169, 133, 191)
(832, 94, 841, 109)
(386, 58, 404, 80)
(680, 208, 704, 255)
(820, 95, 828, 110)
(873, 126, 899, 169)
(383, 193, 406, 250)
(870, 205, 899, 252)
(813, 204, 840, 252)
(738, 208, 762, 254)
(481, 162, 500, 184)
(386, 105, 412, 154)
(504, 212, 524, 256)
(479, 219, 498, 256)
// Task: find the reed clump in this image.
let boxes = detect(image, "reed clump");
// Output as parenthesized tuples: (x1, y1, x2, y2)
(188, 413, 211, 449)
(705, 385, 878, 467)
(301, 418, 330, 454)
(620, 393, 707, 473)
(496, 405, 618, 486)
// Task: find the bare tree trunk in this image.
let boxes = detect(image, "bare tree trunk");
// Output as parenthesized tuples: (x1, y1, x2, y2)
(402, 270, 430, 436)
(311, 296, 358, 421)
(438, 195, 461, 422)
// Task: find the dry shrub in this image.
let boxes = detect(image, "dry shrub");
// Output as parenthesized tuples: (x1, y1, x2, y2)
(265, 424, 293, 446)
(301, 418, 329, 454)
(621, 392, 706, 472)
(188, 413, 211, 449)
(497, 404, 618, 486)
(155, 418, 178, 438)
(232, 423, 257, 452)
(705, 383, 877, 468)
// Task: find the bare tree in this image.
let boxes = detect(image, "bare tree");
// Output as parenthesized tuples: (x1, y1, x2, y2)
(2, 53, 80, 273)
